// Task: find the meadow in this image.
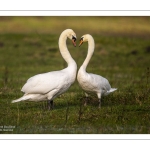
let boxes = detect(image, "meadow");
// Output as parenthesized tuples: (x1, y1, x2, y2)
(0, 16, 150, 134)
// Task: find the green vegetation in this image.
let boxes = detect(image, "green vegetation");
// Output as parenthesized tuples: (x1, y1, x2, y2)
(0, 17, 150, 133)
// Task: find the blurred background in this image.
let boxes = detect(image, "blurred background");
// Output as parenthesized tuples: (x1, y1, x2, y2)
(0, 16, 150, 36)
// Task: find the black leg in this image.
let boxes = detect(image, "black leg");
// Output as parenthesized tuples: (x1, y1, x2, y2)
(98, 99, 101, 108)
(84, 97, 88, 106)
(48, 100, 54, 110)
(97, 93, 101, 109)
(84, 92, 89, 106)
(50, 100, 54, 109)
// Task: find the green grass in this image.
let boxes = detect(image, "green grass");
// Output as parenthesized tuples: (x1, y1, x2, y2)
(0, 17, 150, 134)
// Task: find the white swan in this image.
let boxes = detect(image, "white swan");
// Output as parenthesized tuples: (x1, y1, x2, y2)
(77, 34, 117, 108)
(12, 29, 77, 110)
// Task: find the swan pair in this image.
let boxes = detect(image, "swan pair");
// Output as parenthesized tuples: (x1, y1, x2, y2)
(12, 29, 117, 109)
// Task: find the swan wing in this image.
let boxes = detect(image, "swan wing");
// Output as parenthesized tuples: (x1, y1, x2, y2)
(89, 74, 117, 95)
(88, 73, 111, 91)
(21, 70, 70, 94)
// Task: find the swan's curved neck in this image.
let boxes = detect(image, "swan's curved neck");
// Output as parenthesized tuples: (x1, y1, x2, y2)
(59, 32, 76, 68)
(82, 36, 95, 71)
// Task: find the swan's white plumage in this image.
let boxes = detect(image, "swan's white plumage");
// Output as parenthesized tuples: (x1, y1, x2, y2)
(77, 34, 117, 108)
(12, 29, 77, 109)
(21, 69, 72, 94)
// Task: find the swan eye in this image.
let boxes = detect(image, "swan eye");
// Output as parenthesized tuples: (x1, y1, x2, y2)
(79, 37, 84, 47)
(81, 37, 84, 40)
(72, 36, 76, 41)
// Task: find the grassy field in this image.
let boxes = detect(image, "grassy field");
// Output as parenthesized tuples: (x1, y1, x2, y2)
(0, 16, 150, 134)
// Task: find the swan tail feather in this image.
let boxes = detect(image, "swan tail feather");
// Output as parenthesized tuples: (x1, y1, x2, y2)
(11, 95, 30, 103)
(105, 88, 117, 96)
(109, 88, 117, 93)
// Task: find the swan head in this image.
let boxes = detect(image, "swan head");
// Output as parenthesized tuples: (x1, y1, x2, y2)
(65, 29, 77, 47)
(79, 34, 92, 47)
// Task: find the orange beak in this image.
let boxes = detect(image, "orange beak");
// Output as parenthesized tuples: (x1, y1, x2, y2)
(72, 39, 76, 47)
(79, 39, 83, 47)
